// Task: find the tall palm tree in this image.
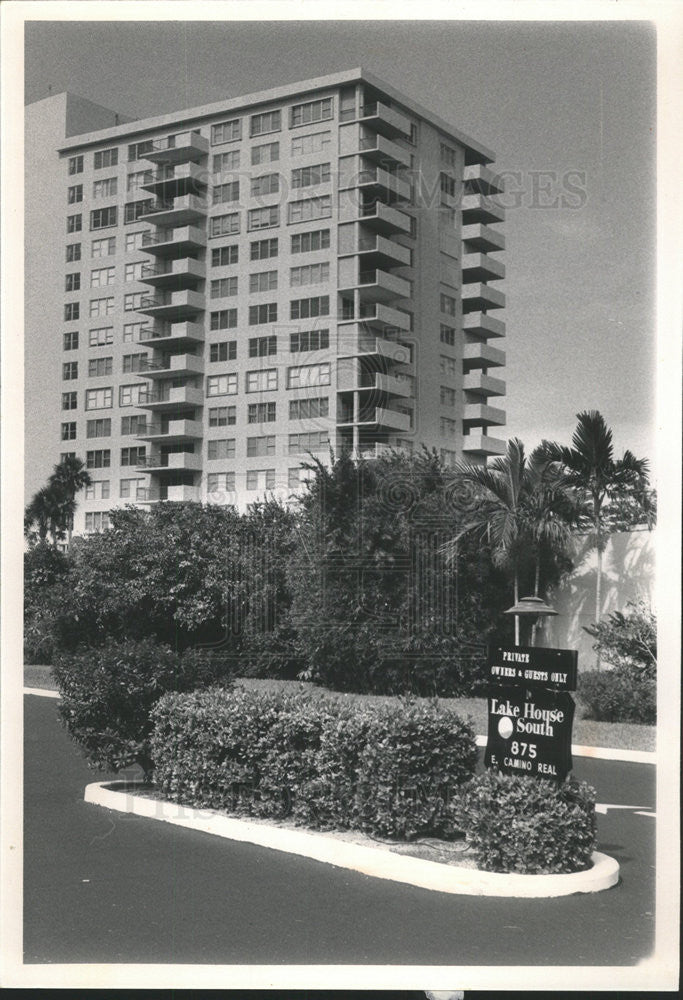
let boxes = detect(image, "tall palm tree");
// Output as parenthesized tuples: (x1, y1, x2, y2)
(48, 456, 91, 546)
(541, 410, 650, 628)
(24, 486, 63, 547)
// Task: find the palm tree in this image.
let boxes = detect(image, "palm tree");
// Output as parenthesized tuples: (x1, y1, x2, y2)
(48, 456, 91, 546)
(541, 410, 650, 628)
(24, 486, 63, 547)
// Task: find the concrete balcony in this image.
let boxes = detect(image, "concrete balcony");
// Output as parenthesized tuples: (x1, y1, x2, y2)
(351, 442, 399, 461)
(462, 253, 506, 283)
(138, 384, 204, 411)
(461, 223, 506, 253)
(140, 194, 208, 227)
(354, 233, 411, 267)
(141, 161, 207, 197)
(138, 418, 204, 443)
(463, 342, 506, 369)
(140, 257, 206, 289)
(139, 353, 204, 379)
(337, 324, 409, 363)
(464, 164, 505, 196)
(462, 283, 506, 313)
(355, 166, 411, 202)
(462, 193, 505, 225)
(368, 372, 413, 397)
(352, 200, 412, 234)
(139, 320, 205, 347)
(461, 434, 507, 457)
(141, 225, 207, 257)
(356, 302, 413, 333)
(137, 451, 202, 473)
(358, 101, 412, 139)
(338, 406, 411, 432)
(144, 131, 209, 165)
(463, 403, 507, 428)
(358, 132, 411, 166)
(137, 484, 202, 503)
(463, 312, 506, 339)
(139, 289, 205, 320)
(352, 268, 412, 303)
(463, 373, 506, 397)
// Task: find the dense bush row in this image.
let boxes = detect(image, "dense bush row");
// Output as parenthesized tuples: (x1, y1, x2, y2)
(150, 687, 478, 840)
(578, 670, 656, 725)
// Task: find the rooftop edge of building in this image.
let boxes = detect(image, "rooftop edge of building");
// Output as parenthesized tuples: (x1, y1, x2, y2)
(44, 67, 495, 163)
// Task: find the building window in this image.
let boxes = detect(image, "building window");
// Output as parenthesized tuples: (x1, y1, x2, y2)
(123, 322, 145, 342)
(119, 384, 145, 407)
(291, 163, 331, 189)
(94, 148, 118, 169)
(290, 262, 329, 287)
(290, 295, 329, 320)
(289, 396, 329, 420)
(288, 196, 331, 224)
(68, 184, 83, 204)
(127, 170, 153, 193)
(440, 416, 458, 437)
(207, 373, 238, 396)
(93, 177, 118, 199)
(286, 362, 330, 389)
(210, 308, 238, 331)
(251, 173, 280, 197)
(121, 446, 146, 467)
(440, 324, 456, 347)
(121, 415, 147, 435)
(440, 292, 457, 316)
(68, 155, 83, 175)
(288, 431, 329, 454)
(125, 231, 147, 252)
(88, 356, 113, 377)
(85, 480, 111, 501)
(248, 302, 277, 325)
(249, 270, 278, 293)
(207, 439, 236, 460)
(89, 297, 114, 317)
(64, 303, 80, 321)
(440, 172, 458, 199)
(128, 140, 154, 162)
(213, 150, 241, 175)
(246, 469, 276, 491)
(62, 361, 78, 380)
(62, 391, 77, 410)
(209, 212, 240, 238)
(85, 387, 113, 410)
(87, 418, 112, 438)
(67, 214, 82, 233)
(211, 119, 241, 145)
(440, 355, 458, 378)
(290, 328, 329, 352)
(90, 207, 117, 231)
(124, 292, 145, 312)
(440, 143, 457, 168)
(213, 180, 240, 205)
(247, 435, 276, 457)
(440, 386, 457, 407)
(250, 110, 281, 136)
(291, 229, 330, 254)
(124, 261, 145, 282)
(124, 200, 153, 224)
(91, 266, 115, 287)
(65, 273, 81, 292)
(247, 206, 279, 231)
(210, 276, 238, 299)
(291, 131, 331, 156)
(207, 472, 236, 492)
(288, 467, 302, 488)
(248, 335, 277, 358)
(92, 236, 116, 257)
(248, 402, 276, 424)
(84, 512, 111, 532)
(120, 477, 145, 498)
(251, 141, 279, 166)
(211, 244, 238, 267)
(122, 353, 147, 373)
(209, 341, 237, 362)
(246, 369, 278, 393)
(208, 406, 236, 427)
(89, 326, 114, 347)
(63, 331, 79, 351)
(61, 421, 77, 441)
(250, 237, 278, 261)
(66, 243, 81, 262)
(290, 98, 333, 128)
(86, 449, 111, 469)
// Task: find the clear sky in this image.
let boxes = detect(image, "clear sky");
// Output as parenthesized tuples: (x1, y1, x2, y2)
(24, 16, 657, 467)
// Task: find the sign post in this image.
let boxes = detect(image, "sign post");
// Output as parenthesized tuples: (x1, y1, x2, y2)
(485, 645, 578, 782)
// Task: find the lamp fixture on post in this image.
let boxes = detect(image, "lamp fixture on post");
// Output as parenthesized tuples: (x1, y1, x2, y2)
(504, 595, 558, 647)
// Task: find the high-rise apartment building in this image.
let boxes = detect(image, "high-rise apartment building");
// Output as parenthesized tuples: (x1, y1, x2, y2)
(25, 69, 506, 535)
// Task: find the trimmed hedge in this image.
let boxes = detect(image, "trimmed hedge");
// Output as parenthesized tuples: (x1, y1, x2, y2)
(578, 668, 656, 725)
(53, 638, 233, 777)
(453, 771, 597, 874)
(150, 688, 478, 840)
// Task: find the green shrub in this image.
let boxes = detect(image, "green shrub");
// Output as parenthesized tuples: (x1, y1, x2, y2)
(53, 638, 233, 778)
(578, 668, 656, 725)
(584, 600, 656, 680)
(453, 771, 597, 874)
(150, 688, 477, 839)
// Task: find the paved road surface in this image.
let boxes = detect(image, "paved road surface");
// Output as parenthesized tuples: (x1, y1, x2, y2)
(23, 694, 655, 966)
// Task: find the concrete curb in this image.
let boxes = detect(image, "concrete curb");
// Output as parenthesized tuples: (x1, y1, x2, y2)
(23, 687, 60, 699)
(85, 780, 620, 899)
